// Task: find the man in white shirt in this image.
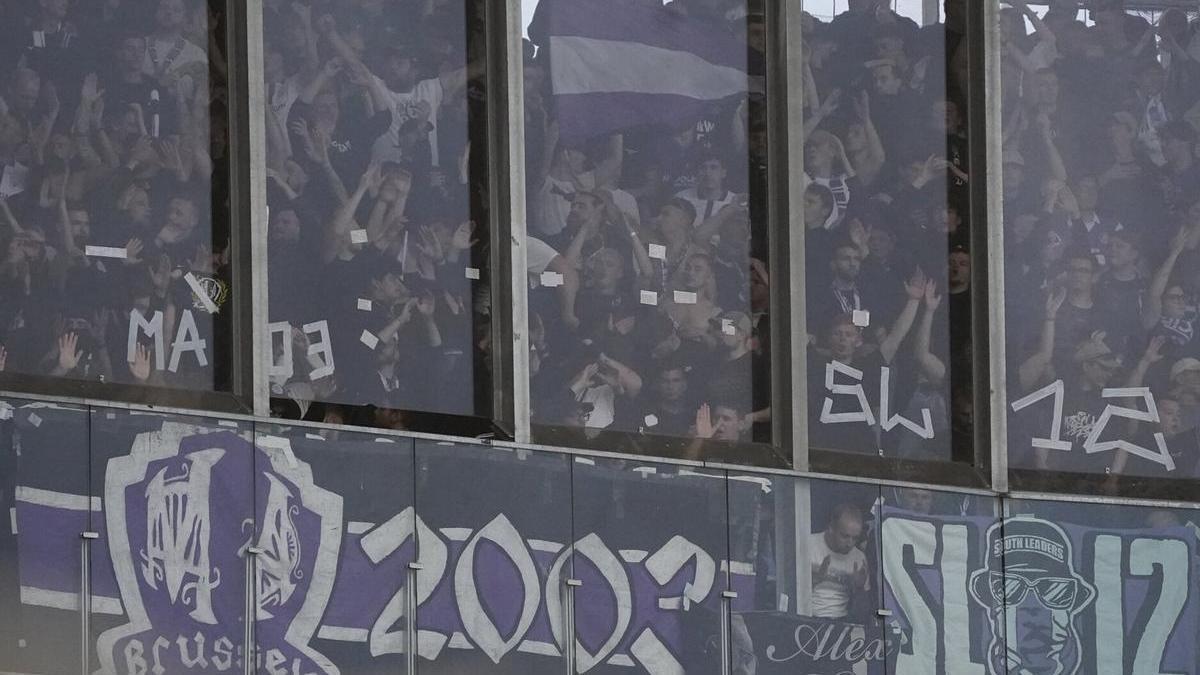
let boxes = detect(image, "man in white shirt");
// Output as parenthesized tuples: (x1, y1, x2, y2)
(533, 134, 627, 238)
(143, 0, 207, 97)
(321, 19, 471, 168)
(808, 504, 870, 619)
(675, 153, 739, 231)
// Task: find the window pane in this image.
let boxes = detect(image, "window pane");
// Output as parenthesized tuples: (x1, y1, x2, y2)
(571, 457, 730, 672)
(415, 441, 571, 673)
(254, 425, 415, 675)
(0, 1, 237, 395)
(1002, 498, 1200, 673)
(1002, 4, 1200, 486)
(727, 473, 888, 674)
(802, 2, 977, 465)
(521, 0, 777, 462)
(879, 486, 1000, 673)
(88, 408, 252, 675)
(0, 399, 88, 673)
(260, 1, 493, 428)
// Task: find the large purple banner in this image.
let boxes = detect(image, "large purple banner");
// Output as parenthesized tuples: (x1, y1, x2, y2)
(1, 403, 1198, 674)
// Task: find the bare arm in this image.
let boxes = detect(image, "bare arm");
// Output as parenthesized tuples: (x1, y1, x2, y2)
(1143, 226, 1190, 329)
(914, 281, 947, 383)
(1018, 287, 1065, 390)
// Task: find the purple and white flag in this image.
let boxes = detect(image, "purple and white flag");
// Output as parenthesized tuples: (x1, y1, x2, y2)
(538, 0, 750, 141)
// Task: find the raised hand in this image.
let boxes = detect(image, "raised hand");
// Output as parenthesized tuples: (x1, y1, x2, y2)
(694, 403, 715, 439)
(1143, 335, 1167, 364)
(1045, 286, 1067, 319)
(129, 343, 152, 381)
(57, 332, 82, 372)
(905, 268, 928, 301)
(451, 221, 478, 251)
(923, 279, 942, 310)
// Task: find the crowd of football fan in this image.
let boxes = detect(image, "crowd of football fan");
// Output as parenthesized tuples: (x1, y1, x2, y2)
(0, 0, 231, 391)
(4, 0, 1200, 476)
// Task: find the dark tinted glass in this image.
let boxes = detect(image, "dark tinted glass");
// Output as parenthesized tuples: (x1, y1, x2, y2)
(521, 0, 777, 463)
(801, 0, 979, 468)
(1001, 3, 1200, 491)
(0, 0, 238, 397)
(260, 0, 494, 431)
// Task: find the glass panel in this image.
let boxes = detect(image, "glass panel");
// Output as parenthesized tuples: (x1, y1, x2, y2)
(254, 425, 415, 674)
(571, 457, 729, 673)
(0, 0, 237, 394)
(801, 1, 977, 465)
(414, 441, 571, 673)
(726, 472, 886, 674)
(1001, 4, 1200, 485)
(0, 399, 89, 673)
(259, 0, 493, 428)
(88, 408, 252, 675)
(879, 486, 1001, 674)
(521, 0, 777, 463)
(1002, 498, 1200, 673)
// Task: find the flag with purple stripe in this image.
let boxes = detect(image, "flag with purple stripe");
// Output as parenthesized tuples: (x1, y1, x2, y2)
(537, 0, 750, 141)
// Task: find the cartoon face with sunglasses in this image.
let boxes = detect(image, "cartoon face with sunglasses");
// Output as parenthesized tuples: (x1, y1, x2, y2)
(970, 516, 1096, 675)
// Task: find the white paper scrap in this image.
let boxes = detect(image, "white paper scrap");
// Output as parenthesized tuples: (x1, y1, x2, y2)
(357, 298, 373, 311)
(85, 245, 127, 259)
(673, 290, 697, 305)
(852, 309, 871, 327)
(360, 330, 380, 350)
(639, 290, 658, 306)
(648, 243, 666, 260)
(540, 271, 564, 287)
(350, 229, 369, 244)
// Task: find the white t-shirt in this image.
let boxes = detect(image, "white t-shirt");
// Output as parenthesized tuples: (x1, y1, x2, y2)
(808, 531, 869, 619)
(535, 173, 641, 237)
(142, 36, 206, 78)
(674, 187, 737, 230)
(371, 75, 444, 166)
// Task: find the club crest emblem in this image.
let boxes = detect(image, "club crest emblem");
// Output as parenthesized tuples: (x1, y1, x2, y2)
(97, 424, 343, 674)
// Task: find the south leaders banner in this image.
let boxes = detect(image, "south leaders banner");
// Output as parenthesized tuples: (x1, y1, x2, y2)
(1, 402, 1199, 674)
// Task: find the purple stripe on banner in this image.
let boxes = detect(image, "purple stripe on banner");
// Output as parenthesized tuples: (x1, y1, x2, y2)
(556, 91, 738, 143)
(90, 530, 120, 600)
(320, 533, 412, 628)
(542, 0, 746, 70)
(16, 503, 84, 593)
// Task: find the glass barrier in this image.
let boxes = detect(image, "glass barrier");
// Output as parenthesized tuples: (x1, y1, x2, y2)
(1001, 2, 1200, 489)
(88, 408, 253, 675)
(727, 470, 887, 674)
(0, 399, 89, 674)
(255, 424, 416, 675)
(521, 0, 777, 463)
(413, 440, 571, 673)
(1003, 497, 1200, 674)
(571, 457, 732, 672)
(259, 0, 494, 430)
(879, 484, 1001, 674)
(1, 398, 1200, 673)
(800, 0, 980, 470)
(0, 0, 239, 397)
